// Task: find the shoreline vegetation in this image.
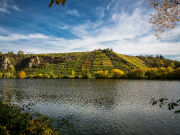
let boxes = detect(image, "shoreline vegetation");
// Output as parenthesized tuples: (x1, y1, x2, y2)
(0, 49, 180, 80)
(0, 99, 59, 135)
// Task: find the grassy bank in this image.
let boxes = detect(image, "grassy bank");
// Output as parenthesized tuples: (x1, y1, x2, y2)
(0, 99, 59, 135)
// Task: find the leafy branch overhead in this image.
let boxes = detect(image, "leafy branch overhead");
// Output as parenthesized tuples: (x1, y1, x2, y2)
(151, 97, 180, 113)
(49, 0, 66, 7)
(48, 0, 179, 39)
(148, 0, 180, 39)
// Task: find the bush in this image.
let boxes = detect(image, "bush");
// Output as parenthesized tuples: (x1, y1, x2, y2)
(69, 70, 75, 79)
(173, 67, 180, 79)
(44, 74, 50, 79)
(37, 73, 44, 78)
(0, 100, 57, 135)
(18, 71, 26, 79)
(3, 72, 12, 78)
(94, 70, 109, 79)
(157, 67, 168, 79)
(111, 69, 124, 79)
(146, 68, 158, 79)
(0, 72, 3, 78)
(28, 74, 34, 79)
(127, 68, 146, 79)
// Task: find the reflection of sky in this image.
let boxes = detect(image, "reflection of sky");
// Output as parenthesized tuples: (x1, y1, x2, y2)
(0, 0, 180, 60)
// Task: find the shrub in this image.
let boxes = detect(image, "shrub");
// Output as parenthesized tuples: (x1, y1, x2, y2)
(44, 74, 50, 79)
(167, 66, 173, 72)
(50, 74, 57, 79)
(173, 67, 180, 79)
(69, 70, 75, 79)
(18, 71, 26, 79)
(157, 67, 168, 79)
(37, 73, 44, 78)
(0, 72, 3, 78)
(146, 68, 158, 79)
(0, 100, 57, 135)
(111, 69, 124, 79)
(3, 72, 12, 78)
(28, 74, 34, 78)
(127, 68, 146, 79)
(94, 70, 109, 79)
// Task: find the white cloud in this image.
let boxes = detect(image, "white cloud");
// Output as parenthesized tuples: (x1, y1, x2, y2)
(0, 0, 20, 14)
(13, 5, 20, 11)
(0, 1, 179, 60)
(0, 7, 10, 14)
(0, 33, 49, 41)
(66, 9, 80, 17)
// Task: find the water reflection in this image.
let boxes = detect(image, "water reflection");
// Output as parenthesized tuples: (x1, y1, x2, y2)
(0, 79, 120, 110)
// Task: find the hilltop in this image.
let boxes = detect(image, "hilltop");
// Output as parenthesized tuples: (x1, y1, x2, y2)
(0, 49, 180, 79)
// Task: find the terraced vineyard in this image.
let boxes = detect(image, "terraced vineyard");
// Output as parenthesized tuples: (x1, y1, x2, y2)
(117, 54, 147, 68)
(21, 49, 150, 77)
(90, 50, 114, 73)
(2, 48, 177, 79)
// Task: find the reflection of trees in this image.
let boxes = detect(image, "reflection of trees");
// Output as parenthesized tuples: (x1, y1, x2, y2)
(151, 97, 180, 113)
(0, 79, 120, 110)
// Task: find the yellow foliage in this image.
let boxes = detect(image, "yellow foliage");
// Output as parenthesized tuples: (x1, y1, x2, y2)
(28, 74, 34, 78)
(111, 69, 124, 78)
(146, 68, 158, 79)
(127, 68, 146, 79)
(0, 72, 3, 78)
(18, 71, 26, 79)
(37, 73, 44, 78)
(167, 66, 173, 72)
(94, 70, 109, 79)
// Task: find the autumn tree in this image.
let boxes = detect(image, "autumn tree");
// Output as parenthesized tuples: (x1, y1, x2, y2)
(18, 71, 26, 79)
(148, 0, 180, 39)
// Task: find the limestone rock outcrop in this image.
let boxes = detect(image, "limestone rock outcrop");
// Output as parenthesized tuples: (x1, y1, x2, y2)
(27, 56, 40, 68)
(0, 57, 13, 70)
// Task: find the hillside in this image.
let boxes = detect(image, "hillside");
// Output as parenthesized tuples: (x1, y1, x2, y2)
(0, 49, 180, 79)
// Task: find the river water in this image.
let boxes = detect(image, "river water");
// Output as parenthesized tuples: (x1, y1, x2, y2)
(0, 79, 180, 135)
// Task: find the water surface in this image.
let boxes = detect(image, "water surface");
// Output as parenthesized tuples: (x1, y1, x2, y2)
(0, 79, 180, 135)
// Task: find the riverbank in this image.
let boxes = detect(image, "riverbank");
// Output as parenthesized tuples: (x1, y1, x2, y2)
(0, 67, 180, 80)
(0, 99, 59, 135)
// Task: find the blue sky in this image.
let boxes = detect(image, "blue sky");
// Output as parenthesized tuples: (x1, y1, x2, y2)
(0, 0, 179, 60)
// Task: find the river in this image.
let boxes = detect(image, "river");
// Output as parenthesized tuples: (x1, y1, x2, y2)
(0, 79, 180, 135)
